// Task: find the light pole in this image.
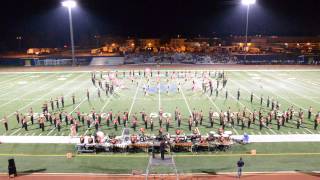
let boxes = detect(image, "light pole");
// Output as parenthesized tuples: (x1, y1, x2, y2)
(16, 36, 23, 50)
(62, 0, 77, 66)
(94, 35, 101, 48)
(242, 0, 256, 61)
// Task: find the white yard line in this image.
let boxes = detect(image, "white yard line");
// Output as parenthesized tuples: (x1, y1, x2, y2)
(180, 85, 192, 116)
(128, 76, 142, 117)
(0, 74, 31, 92)
(205, 76, 240, 135)
(83, 87, 122, 136)
(47, 128, 56, 136)
(260, 71, 320, 106)
(70, 98, 86, 114)
(233, 73, 298, 109)
(238, 71, 308, 111)
(231, 92, 278, 135)
(244, 72, 314, 134)
(100, 87, 121, 113)
(0, 74, 56, 108)
(0, 74, 29, 86)
(43, 76, 91, 136)
(7, 73, 86, 118)
(10, 127, 23, 136)
(304, 128, 314, 134)
(8, 73, 86, 135)
(205, 92, 239, 135)
(158, 81, 161, 110)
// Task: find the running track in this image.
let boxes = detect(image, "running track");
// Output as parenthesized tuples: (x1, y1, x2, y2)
(1, 172, 320, 180)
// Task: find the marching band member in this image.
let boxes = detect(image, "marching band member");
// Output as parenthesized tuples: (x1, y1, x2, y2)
(289, 106, 294, 120)
(86, 115, 91, 128)
(144, 115, 148, 129)
(252, 110, 257, 124)
(132, 115, 138, 131)
(76, 110, 81, 121)
(150, 117, 154, 131)
(236, 111, 240, 125)
(50, 98, 54, 111)
(122, 113, 127, 127)
(72, 93, 75, 105)
(174, 107, 179, 121)
(199, 110, 203, 125)
(81, 113, 85, 125)
(15, 111, 20, 123)
(308, 106, 313, 119)
(188, 115, 192, 131)
(22, 116, 28, 131)
(98, 113, 102, 124)
(165, 117, 170, 132)
(282, 111, 286, 126)
(177, 113, 182, 128)
(70, 124, 76, 137)
(61, 95, 64, 108)
(3, 116, 8, 131)
(94, 118, 99, 131)
(241, 117, 245, 130)
(55, 97, 59, 110)
(297, 117, 302, 129)
(116, 111, 121, 125)
(57, 118, 61, 132)
(314, 114, 320, 130)
(113, 118, 118, 131)
(219, 110, 224, 126)
(40, 117, 45, 132)
(74, 119, 79, 133)
(109, 109, 113, 121)
(248, 113, 252, 129)
(87, 89, 90, 101)
(209, 108, 213, 127)
(105, 113, 110, 127)
(259, 117, 265, 131)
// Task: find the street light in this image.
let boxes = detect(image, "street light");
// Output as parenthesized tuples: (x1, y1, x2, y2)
(16, 36, 23, 50)
(62, 0, 77, 66)
(242, 0, 256, 61)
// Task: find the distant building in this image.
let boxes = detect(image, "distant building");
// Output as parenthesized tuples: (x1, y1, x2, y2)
(170, 38, 186, 47)
(139, 39, 161, 49)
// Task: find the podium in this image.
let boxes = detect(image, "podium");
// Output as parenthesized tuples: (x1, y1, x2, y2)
(145, 155, 178, 180)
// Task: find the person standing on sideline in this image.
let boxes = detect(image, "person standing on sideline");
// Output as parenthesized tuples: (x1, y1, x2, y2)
(237, 157, 245, 178)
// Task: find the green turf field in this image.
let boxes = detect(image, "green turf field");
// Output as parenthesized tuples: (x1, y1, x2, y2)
(0, 142, 320, 173)
(0, 69, 320, 136)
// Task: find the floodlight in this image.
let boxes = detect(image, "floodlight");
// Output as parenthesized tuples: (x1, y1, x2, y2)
(242, 0, 256, 5)
(62, 0, 77, 8)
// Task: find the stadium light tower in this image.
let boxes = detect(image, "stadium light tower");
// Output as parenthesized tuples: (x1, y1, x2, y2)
(62, 0, 77, 66)
(242, 0, 256, 61)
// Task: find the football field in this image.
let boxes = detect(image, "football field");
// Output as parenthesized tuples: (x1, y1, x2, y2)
(0, 68, 319, 137)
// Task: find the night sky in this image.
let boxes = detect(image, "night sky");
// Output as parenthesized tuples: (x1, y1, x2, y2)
(0, 0, 320, 49)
